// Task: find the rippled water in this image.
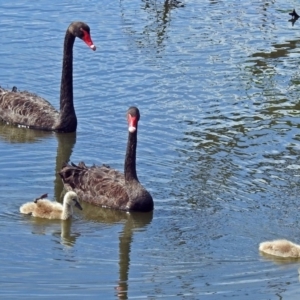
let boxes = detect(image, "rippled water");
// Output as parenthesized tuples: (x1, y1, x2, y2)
(1, 0, 300, 298)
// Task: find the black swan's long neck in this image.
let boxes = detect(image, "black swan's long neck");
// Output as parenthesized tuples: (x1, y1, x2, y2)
(58, 30, 76, 130)
(124, 129, 138, 182)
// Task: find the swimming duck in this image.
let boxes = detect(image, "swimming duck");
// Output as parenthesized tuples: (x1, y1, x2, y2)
(0, 21, 96, 132)
(59, 106, 154, 212)
(259, 239, 300, 258)
(20, 191, 82, 220)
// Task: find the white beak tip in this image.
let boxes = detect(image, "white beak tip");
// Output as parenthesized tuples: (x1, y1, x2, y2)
(128, 126, 136, 133)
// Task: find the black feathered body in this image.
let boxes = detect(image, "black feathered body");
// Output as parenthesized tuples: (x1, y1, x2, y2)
(0, 88, 59, 130)
(59, 162, 153, 212)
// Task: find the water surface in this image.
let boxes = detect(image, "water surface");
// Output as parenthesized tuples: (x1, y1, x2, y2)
(1, 0, 300, 298)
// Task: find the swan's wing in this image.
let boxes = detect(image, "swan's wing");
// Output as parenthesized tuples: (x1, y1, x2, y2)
(59, 162, 130, 210)
(32, 200, 62, 219)
(0, 89, 59, 130)
(34, 193, 48, 203)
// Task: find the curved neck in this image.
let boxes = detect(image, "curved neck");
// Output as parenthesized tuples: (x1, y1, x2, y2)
(62, 202, 73, 220)
(59, 30, 76, 123)
(124, 129, 138, 182)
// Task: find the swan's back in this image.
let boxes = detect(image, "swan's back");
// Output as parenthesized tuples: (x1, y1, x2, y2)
(259, 239, 300, 258)
(0, 88, 59, 130)
(20, 199, 63, 219)
(33, 199, 63, 219)
(59, 162, 131, 210)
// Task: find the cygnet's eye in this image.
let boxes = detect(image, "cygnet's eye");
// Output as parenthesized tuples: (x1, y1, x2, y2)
(72, 198, 77, 202)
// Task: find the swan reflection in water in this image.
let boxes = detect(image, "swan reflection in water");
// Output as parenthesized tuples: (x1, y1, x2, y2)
(0, 122, 77, 202)
(1, 122, 78, 245)
(0, 122, 53, 143)
(20, 216, 81, 248)
(21, 199, 153, 300)
(78, 202, 154, 300)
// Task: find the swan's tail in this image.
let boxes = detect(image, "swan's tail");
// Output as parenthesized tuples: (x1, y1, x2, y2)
(20, 202, 36, 215)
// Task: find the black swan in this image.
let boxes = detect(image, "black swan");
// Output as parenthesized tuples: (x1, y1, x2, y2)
(59, 107, 154, 212)
(0, 21, 96, 132)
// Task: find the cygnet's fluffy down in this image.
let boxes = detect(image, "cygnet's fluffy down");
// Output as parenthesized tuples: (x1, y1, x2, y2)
(259, 239, 300, 258)
(20, 191, 82, 220)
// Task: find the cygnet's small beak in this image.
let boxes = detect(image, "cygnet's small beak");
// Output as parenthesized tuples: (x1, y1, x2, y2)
(75, 200, 83, 210)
